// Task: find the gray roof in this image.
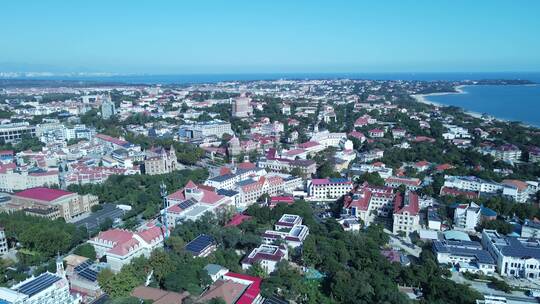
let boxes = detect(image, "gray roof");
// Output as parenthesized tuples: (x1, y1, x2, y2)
(204, 264, 227, 276)
(433, 240, 495, 264)
(501, 237, 540, 259)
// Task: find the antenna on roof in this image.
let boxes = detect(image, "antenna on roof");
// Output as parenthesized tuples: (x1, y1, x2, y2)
(160, 181, 169, 240)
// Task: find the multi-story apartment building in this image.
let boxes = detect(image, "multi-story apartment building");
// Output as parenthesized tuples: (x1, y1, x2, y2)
(479, 144, 522, 162)
(232, 94, 253, 118)
(178, 120, 233, 140)
(501, 179, 537, 203)
(343, 183, 395, 226)
(237, 175, 284, 208)
(0, 122, 36, 144)
(392, 191, 420, 235)
(307, 178, 353, 199)
(443, 175, 503, 194)
(8, 187, 98, 221)
(482, 230, 540, 280)
(0, 164, 59, 192)
(100, 95, 116, 119)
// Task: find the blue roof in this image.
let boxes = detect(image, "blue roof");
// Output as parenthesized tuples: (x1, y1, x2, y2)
(328, 178, 349, 184)
(15, 273, 61, 296)
(217, 189, 239, 197)
(185, 234, 214, 255)
(480, 206, 497, 217)
(501, 237, 540, 259)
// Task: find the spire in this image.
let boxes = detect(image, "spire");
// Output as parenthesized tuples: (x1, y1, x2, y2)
(56, 253, 65, 278)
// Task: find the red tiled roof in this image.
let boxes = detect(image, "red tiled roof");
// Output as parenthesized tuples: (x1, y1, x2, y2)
(298, 141, 320, 149)
(225, 214, 253, 227)
(393, 192, 419, 215)
(14, 187, 73, 202)
(224, 272, 262, 304)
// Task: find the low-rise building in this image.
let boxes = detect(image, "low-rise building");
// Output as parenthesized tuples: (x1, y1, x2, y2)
(307, 178, 353, 199)
(261, 214, 309, 248)
(0, 271, 81, 304)
(482, 230, 540, 280)
(433, 240, 496, 275)
(241, 244, 288, 274)
(8, 187, 98, 221)
(88, 225, 166, 273)
(385, 176, 422, 191)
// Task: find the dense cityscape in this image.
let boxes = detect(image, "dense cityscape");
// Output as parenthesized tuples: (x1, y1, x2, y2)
(0, 77, 538, 304)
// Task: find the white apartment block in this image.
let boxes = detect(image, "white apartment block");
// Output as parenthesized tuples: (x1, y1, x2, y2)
(443, 175, 502, 194)
(307, 178, 353, 199)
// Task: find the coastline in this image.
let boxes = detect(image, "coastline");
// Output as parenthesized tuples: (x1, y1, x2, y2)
(411, 85, 538, 128)
(410, 85, 467, 107)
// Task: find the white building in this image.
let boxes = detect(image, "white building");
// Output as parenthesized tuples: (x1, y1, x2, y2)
(433, 240, 496, 275)
(178, 120, 233, 140)
(453, 202, 481, 231)
(262, 214, 309, 248)
(0, 122, 36, 144)
(307, 178, 353, 199)
(443, 175, 502, 194)
(241, 244, 288, 274)
(88, 225, 165, 272)
(0, 271, 81, 304)
(0, 165, 59, 192)
(501, 179, 537, 203)
(482, 230, 540, 280)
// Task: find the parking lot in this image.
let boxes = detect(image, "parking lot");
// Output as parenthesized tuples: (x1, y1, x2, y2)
(73, 203, 126, 232)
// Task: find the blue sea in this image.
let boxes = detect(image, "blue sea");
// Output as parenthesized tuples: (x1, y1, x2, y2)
(425, 83, 540, 127)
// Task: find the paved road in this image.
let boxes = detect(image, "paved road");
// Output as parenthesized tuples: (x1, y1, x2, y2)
(451, 272, 539, 303)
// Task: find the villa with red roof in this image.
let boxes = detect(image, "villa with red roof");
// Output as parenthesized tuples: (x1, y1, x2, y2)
(199, 267, 263, 304)
(164, 180, 234, 227)
(368, 128, 385, 138)
(9, 187, 98, 221)
(392, 191, 420, 235)
(89, 224, 166, 272)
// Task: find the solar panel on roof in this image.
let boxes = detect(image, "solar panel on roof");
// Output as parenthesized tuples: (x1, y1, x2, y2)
(79, 268, 99, 282)
(185, 234, 214, 254)
(74, 260, 93, 272)
(179, 199, 196, 210)
(16, 273, 61, 296)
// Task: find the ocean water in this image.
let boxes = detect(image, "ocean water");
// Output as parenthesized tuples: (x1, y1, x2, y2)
(6, 72, 540, 84)
(425, 84, 540, 127)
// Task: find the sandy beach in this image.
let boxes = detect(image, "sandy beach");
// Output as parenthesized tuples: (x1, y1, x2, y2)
(410, 85, 485, 120)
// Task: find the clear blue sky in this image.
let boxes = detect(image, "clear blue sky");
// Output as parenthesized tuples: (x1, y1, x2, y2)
(1, 0, 540, 74)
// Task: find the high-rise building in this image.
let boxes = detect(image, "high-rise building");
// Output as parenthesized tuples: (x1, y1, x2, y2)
(232, 94, 252, 118)
(100, 95, 116, 119)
